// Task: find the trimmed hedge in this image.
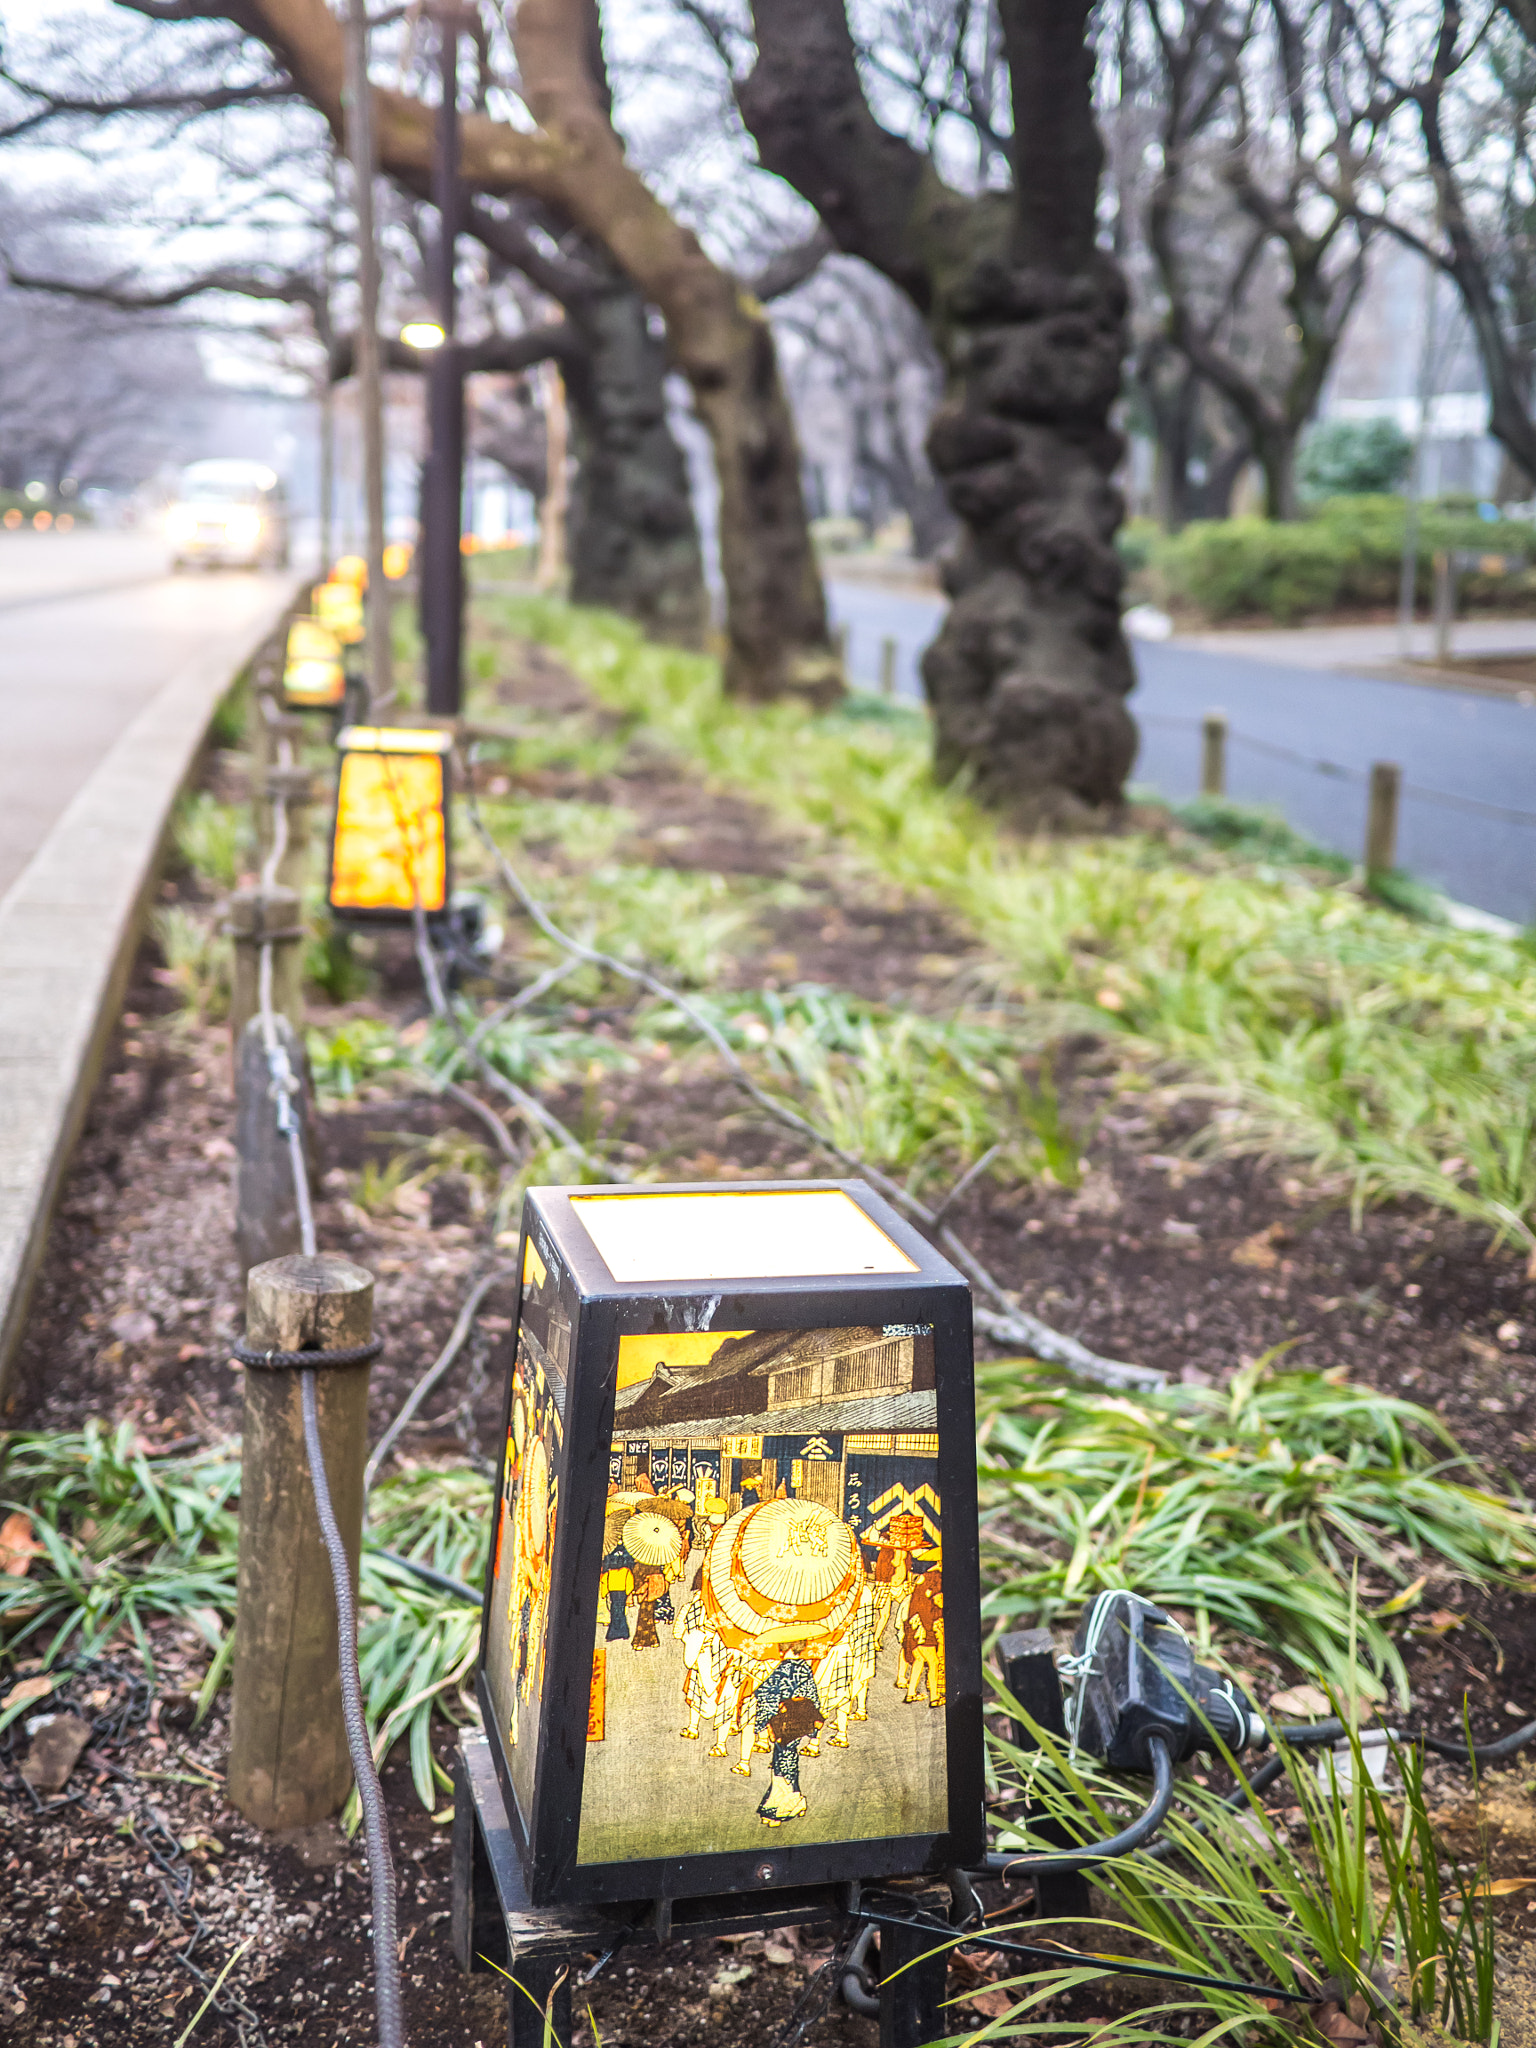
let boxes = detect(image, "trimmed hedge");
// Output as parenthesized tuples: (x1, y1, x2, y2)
(1137, 496, 1536, 624)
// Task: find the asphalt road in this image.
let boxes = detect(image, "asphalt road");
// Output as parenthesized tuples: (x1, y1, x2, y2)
(0, 532, 294, 901)
(827, 578, 1536, 926)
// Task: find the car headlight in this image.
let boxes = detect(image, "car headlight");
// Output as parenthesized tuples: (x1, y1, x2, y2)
(225, 509, 263, 546)
(166, 506, 198, 544)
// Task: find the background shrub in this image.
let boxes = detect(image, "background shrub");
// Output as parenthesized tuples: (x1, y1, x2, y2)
(1299, 416, 1413, 499)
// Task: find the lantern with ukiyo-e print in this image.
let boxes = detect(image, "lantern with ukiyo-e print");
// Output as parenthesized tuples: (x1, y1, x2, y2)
(475, 1179, 983, 1910)
(313, 577, 365, 645)
(282, 614, 346, 708)
(326, 724, 451, 923)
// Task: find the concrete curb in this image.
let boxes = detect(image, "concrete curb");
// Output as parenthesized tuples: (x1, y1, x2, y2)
(0, 588, 297, 1405)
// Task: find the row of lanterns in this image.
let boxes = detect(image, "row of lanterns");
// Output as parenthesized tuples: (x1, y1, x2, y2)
(281, 558, 452, 921)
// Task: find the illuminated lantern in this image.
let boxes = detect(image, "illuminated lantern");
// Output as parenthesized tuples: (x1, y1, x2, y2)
(327, 725, 451, 921)
(382, 541, 413, 581)
(282, 616, 346, 709)
(473, 1180, 982, 1908)
(333, 553, 368, 588)
(314, 580, 365, 644)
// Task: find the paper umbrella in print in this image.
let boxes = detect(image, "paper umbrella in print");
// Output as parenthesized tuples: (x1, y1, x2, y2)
(702, 1499, 863, 1651)
(621, 1513, 685, 1568)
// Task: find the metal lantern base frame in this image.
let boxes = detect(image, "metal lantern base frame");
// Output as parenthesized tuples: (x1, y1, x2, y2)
(451, 1731, 954, 2047)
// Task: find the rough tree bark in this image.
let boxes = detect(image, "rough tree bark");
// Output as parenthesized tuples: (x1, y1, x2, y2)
(465, 205, 707, 647)
(162, 0, 837, 701)
(739, 0, 1136, 823)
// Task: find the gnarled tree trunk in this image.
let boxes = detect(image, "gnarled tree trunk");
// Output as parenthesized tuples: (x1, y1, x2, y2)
(465, 203, 708, 644)
(239, 0, 836, 702)
(562, 265, 707, 643)
(922, 239, 1136, 825)
(740, 0, 1136, 823)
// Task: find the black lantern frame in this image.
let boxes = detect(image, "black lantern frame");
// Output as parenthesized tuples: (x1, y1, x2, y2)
(476, 1179, 984, 1910)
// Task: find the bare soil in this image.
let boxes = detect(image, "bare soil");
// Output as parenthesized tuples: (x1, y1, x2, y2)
(5, 621, 1536, 2046)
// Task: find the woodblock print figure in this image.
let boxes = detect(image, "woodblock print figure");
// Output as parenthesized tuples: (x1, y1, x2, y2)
(576, 1326, 947, 1866)
(484, 1295, 564, 1824)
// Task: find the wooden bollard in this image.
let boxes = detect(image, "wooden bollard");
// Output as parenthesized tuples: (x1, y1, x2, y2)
(251, 701, 307, 780)
(228, 1254, 375, 1828)
(1365, 761, 1402, 875)
(234, 1014, 317, 1282)
(255, 764, 315, 895)
(228, 883, 305, 1046)
(1433, 550, 1455, 665)
(1201, 711, 1228, 797)
(879, 635, 897, 700)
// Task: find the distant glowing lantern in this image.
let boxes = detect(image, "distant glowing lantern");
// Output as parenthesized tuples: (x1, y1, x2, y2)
(2, 509, 21, 530)
(400, 320, 446, 350)
(282, 616, 346, 709)
(327, 724, 452, 920)
(333, 554, 369, 589)
(314, 580, 365, 645)
(382, 541, 413, 581)
(473, 1180, 982, 1908)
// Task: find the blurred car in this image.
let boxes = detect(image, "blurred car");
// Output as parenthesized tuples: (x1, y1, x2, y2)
(166, 460, 289, 570)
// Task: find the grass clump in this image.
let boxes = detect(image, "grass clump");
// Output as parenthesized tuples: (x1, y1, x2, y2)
(171, 790, 250, 891)
(150, 904, 230, 1023)
(978, 1354, 1536, 1702)
(475, 594, 1536, 1255)
(0, 1426, 490, 1804)
(986, 1706, 1499, 2047)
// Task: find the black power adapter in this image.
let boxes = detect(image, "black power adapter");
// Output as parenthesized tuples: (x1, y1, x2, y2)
(1064, 1590, 1267, 1771)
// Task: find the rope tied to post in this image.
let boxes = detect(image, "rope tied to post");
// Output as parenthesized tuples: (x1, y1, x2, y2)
(229, 1338, 383, 1371)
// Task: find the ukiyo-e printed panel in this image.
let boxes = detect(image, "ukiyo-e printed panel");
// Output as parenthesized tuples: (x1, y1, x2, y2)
(577, 1324, 947, 1866)
(483, 1236, 571, 1825)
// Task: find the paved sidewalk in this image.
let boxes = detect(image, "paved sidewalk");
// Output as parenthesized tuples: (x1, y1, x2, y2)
(1168, 615, 1536, 685)
(0, 578, 296, 1401)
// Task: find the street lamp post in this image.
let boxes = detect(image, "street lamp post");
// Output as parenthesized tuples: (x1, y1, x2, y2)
(343, 0, 392, 713)
(422, 12, 465, 717)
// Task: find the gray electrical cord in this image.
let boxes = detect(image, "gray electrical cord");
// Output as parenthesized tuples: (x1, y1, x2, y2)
(302, 1369, 406, 2048)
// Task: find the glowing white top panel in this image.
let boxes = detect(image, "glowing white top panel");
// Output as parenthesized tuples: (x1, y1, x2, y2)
(569, 1189, 918, 1283)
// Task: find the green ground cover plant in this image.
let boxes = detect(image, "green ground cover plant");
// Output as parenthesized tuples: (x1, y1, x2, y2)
(0, 1425, 488, 1801)
(469, 592, 1536, 1258)
(977, 1355, 1536, 1702)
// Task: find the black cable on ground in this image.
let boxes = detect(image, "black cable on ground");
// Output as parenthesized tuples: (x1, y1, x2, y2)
(364, 1265, 513, 1493)
(1143, 1753, 1288, 1863)
(982, 1731, 1175, 1876)
(368, 1547, 481, 1605)
(301, 1370, 405, 2048)
(856, 1907, 1314, 2007)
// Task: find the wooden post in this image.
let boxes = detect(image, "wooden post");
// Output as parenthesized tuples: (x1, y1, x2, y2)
(1433, 549, 1455, 664)
(1365, 761, 1401, 875)
(879, 635, 898, 700)
(227, 1253, 375, 1828)
(507, 1961, 573, 2048)
(228, 884, 305, 1046)
(998, 1627, 1094, 1920)
(252, 700, 308, 781)
(876, 1912, 949, 2047)
(234, 1015, 317, 1282)
(1200, 712, 1227, 797)
(255, 764, 316, 895)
